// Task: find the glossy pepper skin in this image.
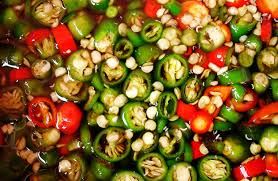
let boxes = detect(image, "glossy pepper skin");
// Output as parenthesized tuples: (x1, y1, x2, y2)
(181, 77, 204, 103)
(90, 157, 114, 180)
(197, 155, 231, 181)
(271, 79, 278, 100)
(38, 149, 59, 168)
(256, 47, 278, 79)
(134, 44, 162, 66)
(154, 54, 189, 88)
(166, 162, 197, 181)
(218, 67, 251, 85)
(260, 126, 278, 153)
(62, 0, 87, 13)
(112, 170, 144, 181)
(157, 92, 177, 119)
(88, 0, 110, 12)
(140, 20, 163, 43)
(114, 38, 134, 59)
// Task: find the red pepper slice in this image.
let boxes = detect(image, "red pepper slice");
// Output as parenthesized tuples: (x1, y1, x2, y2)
(261, 16, 272, 43)
(232, 157, 266, 180)
(25, 28, 51, 49)
(225, 0, 249, 8)
(227, 88, 258, 113)
(51, 24, 77, 57)
(194, 48, 209, 68)
(207, 46, 229, 68)
(176, 100, 198, 122)
(190, 110, 213, 134)
(248, 101, 278, 124)
(265, 154, 278, 178)
(9, 67, 33, 85)
(56, 102, 82, 135)
(57, 134, 75, 156)
(183, 46, 193, 58)
(28, 97, 57, 128)
(0, 129, 4, 145)
(144, 0, 161, 18)
(256, 0, 278, 18)
(191, 141, 208, 159)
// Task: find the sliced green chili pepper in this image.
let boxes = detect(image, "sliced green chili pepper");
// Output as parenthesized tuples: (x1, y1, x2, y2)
(112, 170, 144, 181)
(181, 29, 198, 46)
(114, 38, 134, 59)
(126, 29, 145, 47)
(168, 119, 192, 140)
(140, 20, 163, 43)
(256, 47, 278, 79)
(121, 102, 148, 132)
(137, 152, 168, 181)
(13, 20, 32, 40)
(123, 69, 151, 101)
(62, 0, 87, 12)
(205, 72, 216, 87)
(31, 59, 52, 79)
(48, 54, 64, 69)
(140, 131, 159, 154)
(19, 79, 51, 96)
(252, 72, 269, 94)
(244, 34, 262, 53)
(91, 72, 104, 91)
(124, 9, 145, 27)
(94, 19, 119, 52)
(260, 126, 278, 153)
(66, 49, 94, 82)
(67, 11, 95, 40)
(213, 120, 234, 132)
(106, 6, 119, 18)
(106, 114, 125, 127)
(38, 149, 59, 168)
(0, 44, 24, 66)
(87, 110, 99, 126)
(31, 127, 60, 151)
(218, 67, 251, 85)
(219, 6, 228, 22)
(154, 54, 189, 88)
(165, 0, 182, 16)
(80, 123, 93, 155)
(270, 79, 278, 100)
(158, 129, 185, 159)
(61, 11, 76, 23)
(231, 83, 246, 101)
(90, 157, 114, 180)
(197, 155, 231, 181)
(181, 77, 204, 103)
(238, 124, 262, 142)
(92, 102, 105, 115)
(88, 0, 110, 12)
(199, 24, 225, 52)
(157, 118, 168, 134)
(100, 60, 128, 86)
(166, 162, 197, 181)
(203, 132, 225, 154)
(0, 7, 18, 28)
(134, 44, 162, 65)
(54, 74, 88, 102)
(93, 127, 131, 162)
(229, 15, 257, 42)
(100, 88, 119, 108)
(219, 105, 243, 123)
(184, 141, 193, 162)
(238, 49, 256, 68)
(157, 92, 177, 119)
(127, 0, 143, 10)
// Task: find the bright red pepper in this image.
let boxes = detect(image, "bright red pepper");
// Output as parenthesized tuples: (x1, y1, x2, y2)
(144, 0, 161, 18)
(248, 101, 278, 124)
(225, 0, 249, 8)
(190, 110, 213, 134)
(28, 97, 57, 128)
(232, 157, 266, 180)
(265, 154, 278, 178)
(206, 46, 230, 68)
(57, 134, 75, 156)
(261, 16, 272, 43)
(9, 67, 33, 85)
(227, 88, 258, 113)
(191, 141, 208, 159)
(25, 28, 51, 49)
(176, 100, 198, 122)
(183, 46, 193, 58)
(51, 24, 77, 57)
(56, 102, 82, 135)
(256, 0, 278, 19)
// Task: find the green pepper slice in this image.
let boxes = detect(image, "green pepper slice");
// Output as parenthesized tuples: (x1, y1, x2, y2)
(157, 118, 168, 134)
(260, 126, 278, 153)
(137, 152, 168, 181)
(84, 87, 100, 111)
(88, 0, 110, 12)
(165, 0, 182, 16)
(141, 20, 163, 43)
(100, 88, 119, 108)
(121, 102, 148, 132)
(31, 59, 52, 79)
(93, 127, 131, 162)
(253, 72, 270, 94)
(184, 141, 193, 162)
(91, 72, 104, 91)
(38, 149, 59, 168)
(244, 34, 262, 53)
(198, 24, 225, 52)
(54, 74, 88, 102)
(112, 170, 144, 181)
(123, 69, 151, 101)
(166, 162, 197, 181)
(168, 119, 192, 140)
(0, 7, 18, 29)
(154, 54, 189, 88)
(140, 131, 159, 154)
(231, 83, 246, 101)
(127, 29, 145, 47)
(124, 9, 145, 27)
(90, 157, 114, 180)
(238, 49, 255, 68)
(31, 127, 60, 151)
(157, 92, 177, 119)
(0, 44, 24, 66)
(219, 105, 243, 124)
(19, 79, 51, 96)
(100, 60, 128, 86)
(256, 47, 278, 79)
(213, 120, 234, 132)
(80, 123, 93, 155)
(271, 79, 278, 100)
(218, 67, 251, 85)
(181, 29, 198, 47)
(13, 20, 32, 40)
(114, 38, 134, 59)
(66, 49, 94, 82)
(63, 0, 87, 12)
(197, 155, 231, 181)
(181, 77, 204, 103)
(134, 44, 162, 66)
(238, 124, 262, 142)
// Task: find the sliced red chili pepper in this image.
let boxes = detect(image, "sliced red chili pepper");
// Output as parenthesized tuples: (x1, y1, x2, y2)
(256, 0, 278, 19)
(191, 141, 207, 159)
(261, 16, 272, 43)
(190, 110, 213, 134)
(144, 0, 161, 18)
(194, 48, 209, 68)
(218, 23, 232, 42)
(183, 46, 193, 58)
(176, 100, 198, 122)
(9, 67, 33, 85)
(265, 154, 278, 178)
(248, 101, 278, 124)
(28, 97, 57, 128)
(56, 102, 82, 135)
(227, 88, 258, 113)
(25, 28, 51, 48)
(51, 24, 77, 57)
(0, 129, 4, 145)
(225, 0, 249, 8)
(207, 46, 229, 68)
(57, 134, 75, 156)
(232, 157, 266, 180)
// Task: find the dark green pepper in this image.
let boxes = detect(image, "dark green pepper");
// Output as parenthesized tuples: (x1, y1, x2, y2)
(137, 152, 168, 181)
(198, 155, 231, 181)
(219, 6, 228, 22)
(231, 83, 246, 101)
(112, 170, 144, 181)
(31, 59, 52, 79)
(123, 69, 151, 101)
(126, 29, 145, 47)
(213, 120, 234, 132)
(38, 149, 59, 168)
(157, 118, 168, 134)
(270, 79, 278, 100)
(203, 132, 225, 154)
(91, 72, 105, 91)
(260, 126, 278, 153)
(256, 47, 278, 79)
(134, 44, 162, 65)
(219, 105, 243, 123)
(166, 162, 197, 181)
(19, 79, 51, 96)
(88, 0, 110, 12)
(205, 72, 216, 87)
(121, 102, 148, 132)
(93, 127, 131, 162)
(244, 34, 262, 53)
(218, 67, 251, 85)
(48, 54, 64, 69)
(62, 0, 87, 12)
(238, 48, 256, 68)
(90, 157, 114, 180)
(154, 54, 189, 88)
(80, 123, 93, 155)
(252, 72, 269, 94)
(238, 124, 262, 142)
(140, 20, 163, 43)
(100, 60, 128, 86)
(157, 92, 177, 119)
(184, 141, 193, 162)
(0, 7, 18, 29)
(114, 38, 134, 59)
(13, 20, 32, 40)
(0, 44, 24, 66)
(168, 119, 192, 140)
(165, 0, 182, 16)
(181, 77, 204, 103)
